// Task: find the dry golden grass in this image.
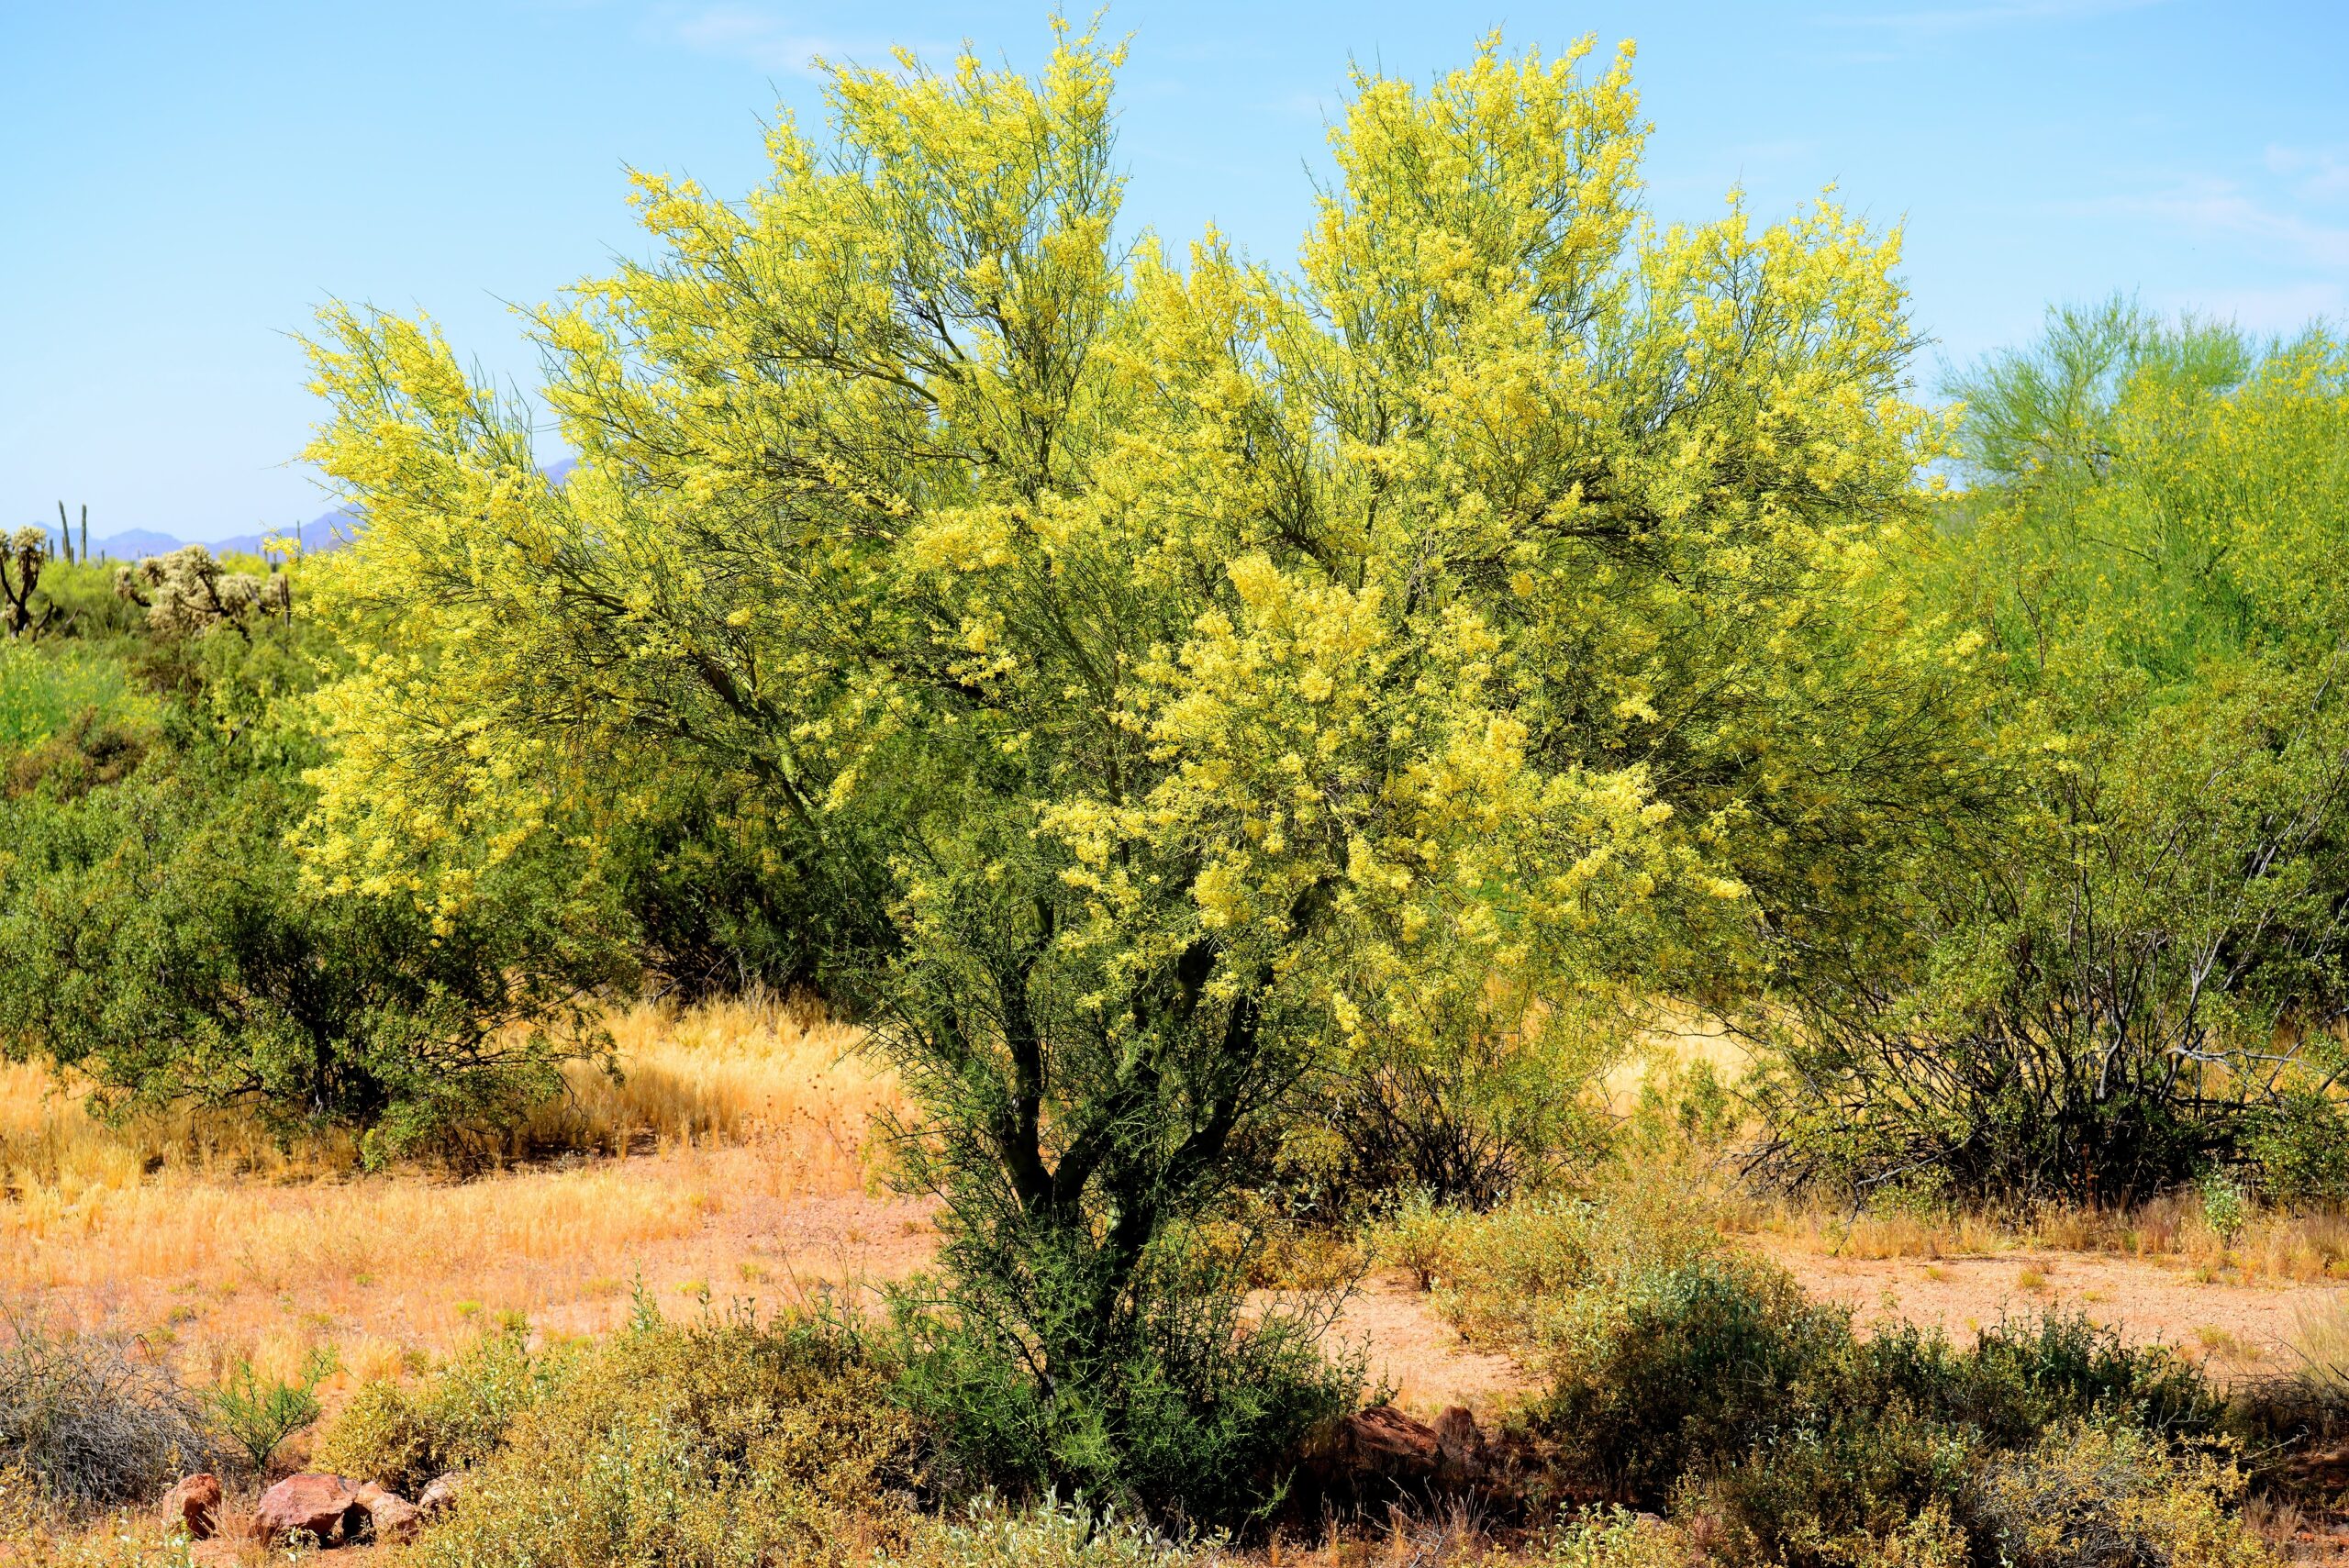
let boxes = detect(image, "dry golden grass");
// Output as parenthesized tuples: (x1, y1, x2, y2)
(1613, 1014, 2349, 1285)
(0, 993, 923, 1409)
(1741, 1185, 2349, 1284)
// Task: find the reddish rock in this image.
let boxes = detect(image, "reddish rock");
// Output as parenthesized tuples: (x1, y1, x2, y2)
(250, 1473, 366, 1546)
(418, 1471, 464, 1519)
(160, 1473, 222, 1540)
(1432, 1405, 1489, 1480)
(1307, 1403, 1497, 1505)
(353, 1482, 425, 1544)
(1335, 1404, 1444, 1481)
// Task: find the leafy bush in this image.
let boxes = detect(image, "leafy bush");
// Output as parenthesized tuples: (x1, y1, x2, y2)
(1686, 1412, 1977, 1567)
(0, 756, 628, 1162)
(1861, 1313, 2221, 1451)
(0, 639, 153, 756)
(1523, 1253, 1855, 1502)
(0, 1307, 217, 1509)
(0, 621, 634, 1162)
(1968, 1422, 2277, 1568)
(892, 1240, 1360, 1526)
(315, 1323, 567, 1496)
(891, 1496, 1215, 1568)
(200, 1347, 335, 1475)
(1426, 1196, 2230, 1551)
(408, 1307, 924, 1568)
(1412, 1194, 1727, 1375)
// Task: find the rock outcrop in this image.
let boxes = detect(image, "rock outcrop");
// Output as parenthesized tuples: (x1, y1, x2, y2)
(159, 1473, 222, 1540)
(250, 1473, 367, 1547)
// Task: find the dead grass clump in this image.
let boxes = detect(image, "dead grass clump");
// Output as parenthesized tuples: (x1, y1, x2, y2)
(0, 1304, 217, 1509)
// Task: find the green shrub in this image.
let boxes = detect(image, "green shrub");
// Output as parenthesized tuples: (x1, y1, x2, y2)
(892, 1240, 1359, 1528)
(1428, 1196, 2232, 1554)
(1524, 1254, 1855, 1504)
(890, 1496, 1210, 1568)
(1541, 1507, 1708, 1568)
(1758, 315, 2349, 1206)
(201, 1346, 335, 1474)
(0, 640, 152, 756)
(1422, 1195, 1725, 1375)
(1865, 1312, 2221, 1449)
(1686, 1413, 1977, 1568)
(1967, 1422, 2277, 1568)
(314, 1324, 566, 1496)
(410, 1308, 924, 1568)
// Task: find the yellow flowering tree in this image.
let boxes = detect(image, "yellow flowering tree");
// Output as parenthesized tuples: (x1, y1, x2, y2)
(301, 25, 1965, 1499)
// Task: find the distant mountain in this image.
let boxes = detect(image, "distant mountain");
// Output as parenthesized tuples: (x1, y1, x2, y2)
(207, 509, 360, 560)
(39, 459, 576, 563)
(75, 528, 188, 562)
(42, 512, 349, 563)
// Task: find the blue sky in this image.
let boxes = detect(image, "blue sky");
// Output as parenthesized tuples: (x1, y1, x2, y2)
(5, 0, 2345, 542)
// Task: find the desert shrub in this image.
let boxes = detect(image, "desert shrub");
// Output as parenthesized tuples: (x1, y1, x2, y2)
(0, 758, 629, 1161)
(0, 1308, 217, 1509)
(0, 1462, 201, 1567)
(315, 1323, 568, 1496)
(1298, 987, 1625, 1213)
(1861, 1313, 2221, 1451)
(0, 639, 153, 755)
(892, 1240, 1360, 1526)
(1542, 1507, 1707, 1568)
(891, 1496, 1214, 1568)
(5, 706, 150, 800)
(596, 775, 842, 1004)
(1686, 1411, 1978, 1567)
(1524, 1254, 1856, 1503)
(1967, 1422, 2277, 1568)
(1426, 1196, 2231, 1548)
(1419, 1195, 1729, 1377)
(411, 1307, 924, 1568)
(201, 1347, 336, 1475)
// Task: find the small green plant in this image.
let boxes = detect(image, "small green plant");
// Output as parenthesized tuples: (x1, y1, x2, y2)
(201, 1347, 337, 1475)
(1375, 1187, 1457, 1291)
(2199, 1171, 2248, 1243)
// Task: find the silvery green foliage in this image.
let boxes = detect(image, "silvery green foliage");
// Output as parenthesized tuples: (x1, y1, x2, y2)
(117, 546, 290, 638)
(0, 529, 57, 638)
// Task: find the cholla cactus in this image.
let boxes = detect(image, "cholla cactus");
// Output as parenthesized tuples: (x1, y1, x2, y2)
(0, 527, 57, 638)
(116, 545, 291, 639)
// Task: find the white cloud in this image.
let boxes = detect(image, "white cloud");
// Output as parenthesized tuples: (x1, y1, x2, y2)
(653, 5, 916, 76)
(2104, 173, 2349, 269)
(1814, 0, 2167, 35)
(2264, 144, 2349, 203)
(2151, 280, 2346, 331)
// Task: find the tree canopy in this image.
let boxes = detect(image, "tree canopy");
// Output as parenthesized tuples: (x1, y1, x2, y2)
(299, 22, 1982, 1488)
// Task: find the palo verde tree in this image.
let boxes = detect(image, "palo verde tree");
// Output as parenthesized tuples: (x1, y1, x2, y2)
(301, 24, 1971, 1507)
(1757, 307, 2349, 1204)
